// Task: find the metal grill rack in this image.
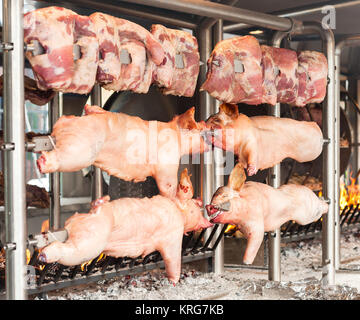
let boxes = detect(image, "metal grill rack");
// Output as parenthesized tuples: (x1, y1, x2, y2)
(0, 0, 340, 299)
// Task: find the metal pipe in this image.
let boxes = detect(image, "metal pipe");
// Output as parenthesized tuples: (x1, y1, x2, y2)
(38, 0, 197, 29)
(334, 35, 360, 270)
(212, 19, 224, 275)
(224, 0, 360, 32)
(48, 93, 62, 230)
(90, 84, 103, 200)
(295, 21, 336, 286)
(120, 0, 295, 32)
(2, 0, 27, 300)
(267, 31, 287, 282)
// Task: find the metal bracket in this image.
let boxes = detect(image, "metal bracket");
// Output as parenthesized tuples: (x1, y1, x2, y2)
(3, 242, 16, 251)
(27, 136, 55, 152)
(234, 59, 244, 73)
(175, 53, 184, 69)
(0, 142, 15, 151)
(323, 138, 331, 144)
(29, 228, 68, 249)
(0, 42, 14, 51)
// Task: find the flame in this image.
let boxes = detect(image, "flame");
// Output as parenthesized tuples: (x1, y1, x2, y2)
(26, 249, 31, 265)
(80, 253, 106, 271)
(225, 224, 236, 233)
(339, 176, 360, 211)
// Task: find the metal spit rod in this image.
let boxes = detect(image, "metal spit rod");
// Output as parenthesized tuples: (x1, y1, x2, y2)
(334, 35, 360, 270)
(90, 84, 103, 200)
(48, 93, 62, 230)
(2, 0, 27, 300)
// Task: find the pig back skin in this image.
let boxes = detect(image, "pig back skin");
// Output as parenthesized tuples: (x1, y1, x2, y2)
(39, 110, 182, 197)
(247, 115, 323, 172)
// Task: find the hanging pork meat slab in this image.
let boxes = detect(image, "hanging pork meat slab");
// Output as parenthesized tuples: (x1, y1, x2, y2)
(151, 24, 200, 97)
(295, 51, 328, 107)
(90, 12, 164, 94)
(24, 6, 99, 94)
(200, 35, 263, 105)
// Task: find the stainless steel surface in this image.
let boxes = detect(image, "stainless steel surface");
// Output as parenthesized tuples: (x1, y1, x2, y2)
(267, 31, 285, 282)
(224, 0, 360, 32)
(28, 136, 55, 152)
(295, 21, 336, 286)
(2, 0, 27, 300)
(90, 85, 103, 200)
(212, 19, 225, 275)
(120, 0, 296, 31)
(31, 228, 68, 248)
(198, 24, 215, 268)
(38, 0, 197, 29)
(334, 35, 360, 270)
(49, 94, 62, 230)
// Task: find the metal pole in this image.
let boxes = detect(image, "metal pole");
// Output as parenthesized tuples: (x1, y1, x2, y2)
(268, 31, 287, 282)
(90, 85, 103, 200)
(224, 0, 360, 32)
(212, 19, 224, 275)
(48, 93, 62, 230)
(294, 21, 336, 286)
(2, 0, 27, 300)
(334, 35, 360, 270)
(120, 0, 295, 32)
(198, 25, 215, 264)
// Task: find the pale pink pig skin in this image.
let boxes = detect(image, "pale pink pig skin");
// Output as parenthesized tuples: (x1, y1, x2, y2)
(37, 105, 207, 198)
(39, 182, 212, 284)
(206, 103, 323, 176)
(207, 182, 328, 265)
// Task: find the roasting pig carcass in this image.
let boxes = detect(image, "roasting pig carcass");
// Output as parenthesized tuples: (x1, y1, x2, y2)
(151, 24, 200, 97)
(24, 6, 99, 94)
(206, 163, 328, 264)
(37, 105, 207, 198)
(201, 35, 263, 105)
(205, 103, 323, 176)
(90, 12, 164, 94)
(39, 169, 212, 284)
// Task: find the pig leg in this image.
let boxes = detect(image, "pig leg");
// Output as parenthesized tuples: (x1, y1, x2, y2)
(157, 232, 183, 284)
(242, 138, 259, 176)
(155, 164, 179, 198)
(242, 224, 264, 265)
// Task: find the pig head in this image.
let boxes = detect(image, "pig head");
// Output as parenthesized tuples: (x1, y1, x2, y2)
(206, 163, 328, 265)
(37, 105, 207, 198)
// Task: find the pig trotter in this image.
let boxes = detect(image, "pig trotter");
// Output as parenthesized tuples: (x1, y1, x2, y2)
(247, 164, 257, 176)
(37, 154, 46, 173)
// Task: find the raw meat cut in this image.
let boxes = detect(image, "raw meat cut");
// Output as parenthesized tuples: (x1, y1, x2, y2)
(206, 163, 328, 264)
(200, 35, 263, 105)
(24, 6, 99, 94)
(38, 169, 212, 283)
(295, 51, 328, 107)
(205, 103, 323, 176)
(90, 12, 164, 93)
(151, 24, 200, 97)
(260, 45, 277, 105)
(37, 105, 207, 198)
(261, 45, 299, 104)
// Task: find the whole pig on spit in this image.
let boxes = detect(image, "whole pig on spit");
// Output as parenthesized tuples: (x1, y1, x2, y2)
(205, 163, 329, 265)
(38, 169, 213, 284)
(37, 104, 208, 198)
(205, 103, 324, 176)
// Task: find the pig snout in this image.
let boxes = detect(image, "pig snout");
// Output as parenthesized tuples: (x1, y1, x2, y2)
(206, 204, 222, 223)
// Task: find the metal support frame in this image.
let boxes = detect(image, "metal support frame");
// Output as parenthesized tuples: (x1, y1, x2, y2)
(2, 0, 27, 300)
(335, 35, 360, 270)
(272, 22, 336, 286)
(90, 85, 103, 200)
(48, 93, 62, 230)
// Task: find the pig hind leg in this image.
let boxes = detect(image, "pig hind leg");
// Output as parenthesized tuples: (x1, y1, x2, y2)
(243, 226, 264, 265)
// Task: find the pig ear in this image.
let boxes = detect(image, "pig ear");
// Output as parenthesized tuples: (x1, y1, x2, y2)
(227, 163, 246, 191)
(84, 104, 106, 115)
(176, 107, 198, 130)
(177, 168, 194, 200)
(220, 103, 239, 119)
